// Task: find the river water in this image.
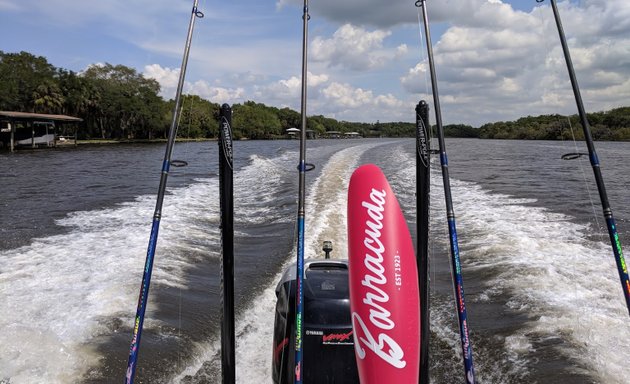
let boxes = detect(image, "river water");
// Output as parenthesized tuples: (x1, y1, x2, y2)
(0, 138, 628, 383)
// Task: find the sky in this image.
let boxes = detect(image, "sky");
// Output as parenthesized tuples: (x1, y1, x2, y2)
(1, 0, 629, 126)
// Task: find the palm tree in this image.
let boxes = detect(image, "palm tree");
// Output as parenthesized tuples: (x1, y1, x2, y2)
(32, 82, 65, 114)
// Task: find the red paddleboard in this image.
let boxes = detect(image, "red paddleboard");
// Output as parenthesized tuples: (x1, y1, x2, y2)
(348, 164, 421, 383)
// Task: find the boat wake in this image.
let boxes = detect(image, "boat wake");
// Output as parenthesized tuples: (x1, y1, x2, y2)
(176, 140, 398, 382)
(426, 169, 629, 383)
(2, 139, 627, 383)
(0, 178, 220, 382)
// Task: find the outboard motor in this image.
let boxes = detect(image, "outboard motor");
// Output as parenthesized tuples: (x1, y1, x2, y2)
(272, 259, 359, 383)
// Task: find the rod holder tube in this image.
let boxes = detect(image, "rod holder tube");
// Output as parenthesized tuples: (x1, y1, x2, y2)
(219, 104, 236, 383)
(416, 100, 431, 384)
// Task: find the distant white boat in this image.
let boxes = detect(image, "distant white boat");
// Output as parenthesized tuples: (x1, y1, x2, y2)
(15, 121, 56, 147)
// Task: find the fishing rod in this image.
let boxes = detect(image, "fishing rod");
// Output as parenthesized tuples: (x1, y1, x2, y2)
(539, 0, 630, 315)
(416, 100, 431, 384)
(293, 0, 310, 382)
(125, 2, 204, 383)
(415, 1, 476, 383)
(219, 104, 235, 383)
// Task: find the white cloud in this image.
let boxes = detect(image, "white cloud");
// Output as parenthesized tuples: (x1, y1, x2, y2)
(396, 44, 409, 57)
(143, 64, 180, 89)
(311, 24, 394, 70)
(321, 82, 373, 108)
(188, 81, 245, 104)
(400, 62, 429, 94)
(143, 64, 246, 104)
(17, 0, 626, 127)
(398, 0, 630, 125)
(374, 93, 405, 109)
(247, 72, 331, 111)
(317, 82, 407, 120)
(141, 0, 630, 125)
(308, 72, 330, 87)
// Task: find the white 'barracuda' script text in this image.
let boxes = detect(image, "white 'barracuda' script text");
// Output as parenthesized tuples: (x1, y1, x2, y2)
(352, 187, 406, 369)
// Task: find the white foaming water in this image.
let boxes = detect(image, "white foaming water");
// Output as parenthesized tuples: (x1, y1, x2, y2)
(450, 179, 628, 382)
(8, 140, 626, 383)
(235, 153, 295, 226)
(0, 178, 220, 383)
(389, 144, 630, 382)
(175, 140, 393, 382)
(304, 141, 390, 260)
(396, 151, 629, 382)
(182, 141, 628, 383)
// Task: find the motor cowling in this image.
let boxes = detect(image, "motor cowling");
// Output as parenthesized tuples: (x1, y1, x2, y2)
(272, 260, 359, 383)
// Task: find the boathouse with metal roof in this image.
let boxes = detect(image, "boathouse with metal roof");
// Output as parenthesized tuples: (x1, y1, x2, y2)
(0, 111, 83, 151)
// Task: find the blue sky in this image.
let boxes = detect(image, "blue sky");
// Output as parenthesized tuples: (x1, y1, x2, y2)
(1, 0, 629, 126)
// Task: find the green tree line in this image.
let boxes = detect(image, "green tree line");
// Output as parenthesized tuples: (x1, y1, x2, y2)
(477, 109, 630, 140)
(2, 51, 629, 141)
(0, 51, 419, 140)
